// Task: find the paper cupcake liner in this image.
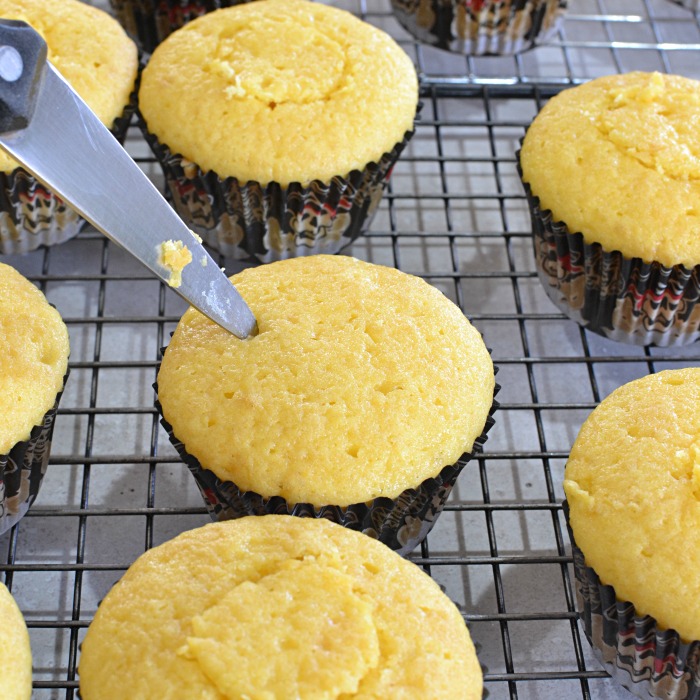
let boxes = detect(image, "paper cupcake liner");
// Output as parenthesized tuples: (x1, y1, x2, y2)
(108, 0, 254, 54)
(517, 151, 700, 347)
(138, 117, 417, 264)
(564, 502, 700, 699)
(391, 0, 566, 55)
(0, 98, 137, 255)
(154, 372, 498, 557)
(0, 373, 68, 535)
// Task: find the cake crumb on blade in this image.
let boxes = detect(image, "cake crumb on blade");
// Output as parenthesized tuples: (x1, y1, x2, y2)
(158, 240, 193, 288)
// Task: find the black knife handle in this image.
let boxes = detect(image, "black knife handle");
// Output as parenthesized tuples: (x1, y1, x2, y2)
(0, 19, 47, 134)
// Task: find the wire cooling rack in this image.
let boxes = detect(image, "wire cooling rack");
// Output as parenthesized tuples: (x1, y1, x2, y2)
(1, 1, 699, 698)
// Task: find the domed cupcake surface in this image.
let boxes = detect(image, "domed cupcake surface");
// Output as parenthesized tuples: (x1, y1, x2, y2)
(78, 516, 483, 699)
(520, 71, 700, 345)
(0, 262, 70, 534)
(139, 0, 418, 187)
(565, 367, 700, 641)
(138, 0, 419, 261)
(157, 254, 494, 507)
(0, 0, 138, 253)
(0, 0, 138, 175)
(521, 71, 700, 269)
(155, 254, 496, 553)
(0, 263, 69, 456)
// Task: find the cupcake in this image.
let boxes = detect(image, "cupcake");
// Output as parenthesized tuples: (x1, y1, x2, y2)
(519, 71, 700, 346)
(564, 368, 700, 699)
(0, 0, 138, 255)
(390, 0, 566, 55)
(155, 255, 497, 555)
(0, 582, 32, 700)
(0, 262, 69, 534)
(138, 0, 419, 263)
(109, 0, 255, 54)
(78, 515, 483, 699)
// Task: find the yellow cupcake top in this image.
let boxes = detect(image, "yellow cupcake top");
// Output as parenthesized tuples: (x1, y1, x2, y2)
(520, 71, 700, 268)
(78, 516, 482, 699)
(139, 0, 418, 187)
(564, 368, 700, 641)
(157, 255, 494, 507)
(0, 0, 138, 172)
(0, 262, 69, 455)
(0, 582, 32, 700)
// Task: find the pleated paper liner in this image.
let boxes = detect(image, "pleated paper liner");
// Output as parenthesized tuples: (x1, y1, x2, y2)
(0, 93, 137, 256)
(517, 151, 700, 346)
(154, 374, 499, 557)
(0, 371, 69, 535)
(564, 501, 700, 700)
(390, 0, 566, 55)
(138, 118, 417, 264)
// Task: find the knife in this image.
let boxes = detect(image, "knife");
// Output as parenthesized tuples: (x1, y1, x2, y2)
(0, 19, 257, 339)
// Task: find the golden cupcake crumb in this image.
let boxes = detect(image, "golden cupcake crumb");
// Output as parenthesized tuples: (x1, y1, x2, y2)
(158, 240, 193, 288)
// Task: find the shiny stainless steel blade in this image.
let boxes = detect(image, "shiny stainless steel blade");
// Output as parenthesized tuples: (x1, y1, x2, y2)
(0, 61, 257, 339)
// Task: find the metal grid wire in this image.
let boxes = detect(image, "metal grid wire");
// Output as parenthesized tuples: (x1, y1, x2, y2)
(1, 1, 699, 698)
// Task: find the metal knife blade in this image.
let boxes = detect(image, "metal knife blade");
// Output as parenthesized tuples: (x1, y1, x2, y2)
(0, 29, 256, 339)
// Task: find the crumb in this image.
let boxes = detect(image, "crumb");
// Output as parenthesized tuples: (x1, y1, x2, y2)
(200, 256, 208, 267)
(190, 230, 203, 244)
(158, 240, 193, 288)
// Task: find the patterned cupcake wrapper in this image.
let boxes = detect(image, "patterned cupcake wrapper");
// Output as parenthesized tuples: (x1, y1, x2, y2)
(138, 116, 417, 264)
(154, 373, 498, 557)
(517, 151, 700, 347)
(109, 0, 254, 54)
(391, 0, 566, 55)
(0, 373, 68, 536)
(564, 501, 700, 699)
(0, 97, 136, 256)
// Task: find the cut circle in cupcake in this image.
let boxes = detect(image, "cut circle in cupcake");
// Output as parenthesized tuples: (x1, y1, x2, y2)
(137, 0, 419, 262)
(78, 516, 484, 698)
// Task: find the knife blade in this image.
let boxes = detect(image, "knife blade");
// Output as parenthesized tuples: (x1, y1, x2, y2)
(0, 19, 257, 339)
